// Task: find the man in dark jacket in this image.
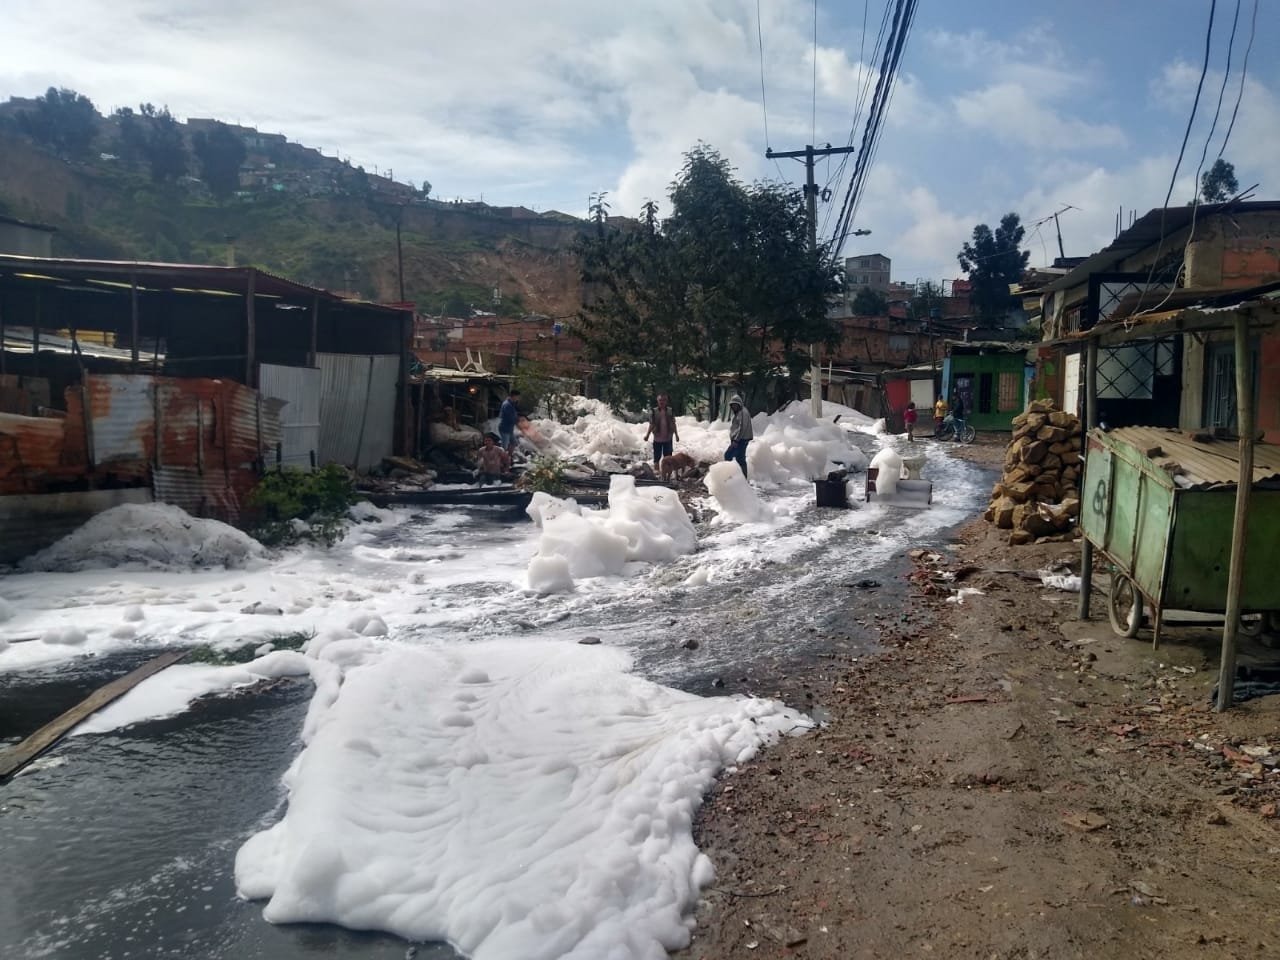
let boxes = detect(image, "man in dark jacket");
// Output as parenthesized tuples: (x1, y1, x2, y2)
(498, 390, 521, 452)
(724, 394, 753, 478)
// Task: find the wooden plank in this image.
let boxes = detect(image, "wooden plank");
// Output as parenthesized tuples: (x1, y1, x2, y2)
(1217, 313, 1255, 712)
(0, 649, 188, 780)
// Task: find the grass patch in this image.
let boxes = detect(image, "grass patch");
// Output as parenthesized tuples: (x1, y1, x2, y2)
(186, 630, 313, 666)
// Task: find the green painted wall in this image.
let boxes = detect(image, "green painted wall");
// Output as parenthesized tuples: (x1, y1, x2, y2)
(946, 352, 1028, 431)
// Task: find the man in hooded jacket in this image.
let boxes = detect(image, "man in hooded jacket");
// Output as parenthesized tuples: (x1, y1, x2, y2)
(725, 394, 753, 478)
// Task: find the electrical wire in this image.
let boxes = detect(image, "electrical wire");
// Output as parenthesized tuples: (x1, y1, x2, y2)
(1131, 0, 1216, 324)
(1194, 0, 1240, 195)
(819, 0, 888, 239)
(831, 0, 917, 255)
(1218, 0, 1258, 158)
(755, 0, 789, 181)
(812, 0, 819, 145)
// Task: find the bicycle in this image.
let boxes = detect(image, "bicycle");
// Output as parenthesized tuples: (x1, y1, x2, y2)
(934, 413, 976, 444)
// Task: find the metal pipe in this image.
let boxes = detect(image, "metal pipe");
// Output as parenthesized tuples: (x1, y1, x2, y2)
(1078, 339, 1099, 620)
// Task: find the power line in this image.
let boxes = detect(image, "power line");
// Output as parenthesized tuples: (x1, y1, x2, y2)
(755, 0, 789, 182)
(1218, 0, 1258, 158)
(1195, 0, 1240, 190)
(1133, 0, 1218, 322)
(811, 0, 819, 146)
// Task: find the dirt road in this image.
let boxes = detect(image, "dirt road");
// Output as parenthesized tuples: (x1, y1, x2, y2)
(684, 446, 1280, 960)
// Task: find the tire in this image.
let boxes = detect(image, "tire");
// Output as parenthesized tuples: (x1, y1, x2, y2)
(961, 424, 977, 443)
(1108, 572, 1143, 639)
(1239, 614, 1264, 638)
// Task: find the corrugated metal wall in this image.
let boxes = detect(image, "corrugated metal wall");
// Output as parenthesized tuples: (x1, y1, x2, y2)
(260, 363, 321, 469)
(317, 354, 398, 470)
(0, 489, 153, 566)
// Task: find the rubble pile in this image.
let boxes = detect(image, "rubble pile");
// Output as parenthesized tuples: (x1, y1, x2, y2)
(983, 400, 1082, 545)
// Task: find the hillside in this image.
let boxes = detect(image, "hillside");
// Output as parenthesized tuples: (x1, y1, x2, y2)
(0, 130, 587, 317)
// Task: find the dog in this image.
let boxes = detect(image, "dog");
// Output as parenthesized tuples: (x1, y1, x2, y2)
(659, 451, 698, 481)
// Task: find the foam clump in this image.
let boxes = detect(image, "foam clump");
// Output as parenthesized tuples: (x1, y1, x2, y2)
(234, 641, 810, 960)
(527, 476, 697, 592)
(704, 461, 769, 523)
(869, 448, 904, 498)
(22, 503, 265, 572)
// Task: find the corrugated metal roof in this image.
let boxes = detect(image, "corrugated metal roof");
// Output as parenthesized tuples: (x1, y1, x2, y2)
(1102, 426, 1280, 489)
(1040, 201, 1280, 294)
(0, 255, 410, 316)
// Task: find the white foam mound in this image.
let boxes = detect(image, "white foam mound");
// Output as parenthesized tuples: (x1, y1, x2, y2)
(0, 597, 13, 623)
(704, 461, 769, 523)
(22, 502, 265, 572)
(234, 641, 809, 960)
(869, 448, 903, 497)
(527, 476, 697, 591)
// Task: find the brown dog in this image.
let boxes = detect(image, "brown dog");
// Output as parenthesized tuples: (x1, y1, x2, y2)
(659, 451, 697, 481)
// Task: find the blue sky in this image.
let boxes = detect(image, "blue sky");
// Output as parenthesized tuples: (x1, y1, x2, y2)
(3, 0, 1277, 285)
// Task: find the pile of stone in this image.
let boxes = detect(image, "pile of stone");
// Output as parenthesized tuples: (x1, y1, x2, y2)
(984, 400, 1083, 545)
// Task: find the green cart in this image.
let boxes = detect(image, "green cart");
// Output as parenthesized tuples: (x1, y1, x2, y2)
(1080, 426, 1280, 643)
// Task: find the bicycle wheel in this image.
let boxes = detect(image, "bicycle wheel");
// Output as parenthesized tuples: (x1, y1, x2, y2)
(963, 424, 976, 443)
(1108, 572, 1143, 639)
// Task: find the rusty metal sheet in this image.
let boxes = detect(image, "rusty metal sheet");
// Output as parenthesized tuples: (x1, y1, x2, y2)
(152, 465, 244, 524)
(0, 412, 68, 493)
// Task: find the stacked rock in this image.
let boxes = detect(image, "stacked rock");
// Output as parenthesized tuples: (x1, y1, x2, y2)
(983, 400, 1083, 545)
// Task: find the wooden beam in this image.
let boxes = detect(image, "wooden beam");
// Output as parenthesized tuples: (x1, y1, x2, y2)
(309, 294, 319, 367)
(1216, 312, 1255, 711)
(0, 650, 188, 780)
(245, 269, 257, 387)
(1078, 338, 1099, 620)
(130, 271, 140, 370)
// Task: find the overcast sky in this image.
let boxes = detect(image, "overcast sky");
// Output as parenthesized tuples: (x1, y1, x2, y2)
(3, 0, 1278, 285)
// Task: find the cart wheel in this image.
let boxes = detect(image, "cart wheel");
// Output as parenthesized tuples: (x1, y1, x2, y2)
(1108, 572, 1143, 638)
(1239, 614, 1264, 638)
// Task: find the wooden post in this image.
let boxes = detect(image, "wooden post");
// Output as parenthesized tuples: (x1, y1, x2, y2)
(309, 295, 319, 367)
(399, 309, 410, 455)
(1078, 339, 1099, 620)
(1216, 312, 1255, 711)
(245, 269, 257, 387)
(415, 378, 426, 459)
(130, 272, 140, 370)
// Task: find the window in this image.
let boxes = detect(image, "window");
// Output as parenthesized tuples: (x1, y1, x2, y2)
(997, 371, 1021, 411)
(888, 334, 910, 353)
(978, 372, 994, 414)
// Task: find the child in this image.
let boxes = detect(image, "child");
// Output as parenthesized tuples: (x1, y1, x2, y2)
(904, 402, 918, 442)
(933, 395, 948, 434)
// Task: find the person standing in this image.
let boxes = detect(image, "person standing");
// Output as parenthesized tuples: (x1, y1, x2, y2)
(904, 402, 918, 442)
(724, 394, 753, 478)
(951, 393, 967, 437)
(933, 394, 948, 435)
(643, 393, 679, 467)
(474, 434, 510, 485)
(498, 389, 521, 453)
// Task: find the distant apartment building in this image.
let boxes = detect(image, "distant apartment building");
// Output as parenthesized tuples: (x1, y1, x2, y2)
(844, 253, 891, 293)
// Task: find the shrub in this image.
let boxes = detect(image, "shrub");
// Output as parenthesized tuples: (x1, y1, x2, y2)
(518, 456, 568, 495)
(248, 464, 359, 547)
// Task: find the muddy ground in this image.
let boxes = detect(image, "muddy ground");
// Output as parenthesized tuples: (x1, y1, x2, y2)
(684, 437, 1280, 960)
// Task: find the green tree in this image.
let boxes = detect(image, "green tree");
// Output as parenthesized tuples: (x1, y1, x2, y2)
(112, 106, 147, 165)
(1200, 158, 1239, 203)
(142, 107, 188, 182)
(909, 280, 945, 320)
(192, 122, 246, 198)
(18, 87, 98, 158)
(851, 285, 888, 316)
(957, 213, 1030, 321)
(575, 144, 840, 413)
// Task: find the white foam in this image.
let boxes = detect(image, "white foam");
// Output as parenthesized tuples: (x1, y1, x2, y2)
(234, 641, 810, 959)
(528, 476, 697, 588)
(869, 448, 903, 498)
(0, 597, 13, 623)
(704, 461, 769, 523)
(22, 502, 265, 572)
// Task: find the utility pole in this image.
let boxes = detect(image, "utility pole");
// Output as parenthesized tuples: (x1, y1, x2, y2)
(767, 143, 860, 417)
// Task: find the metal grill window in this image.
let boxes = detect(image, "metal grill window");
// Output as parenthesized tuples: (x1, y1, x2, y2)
(997, 371, 1021, 411)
